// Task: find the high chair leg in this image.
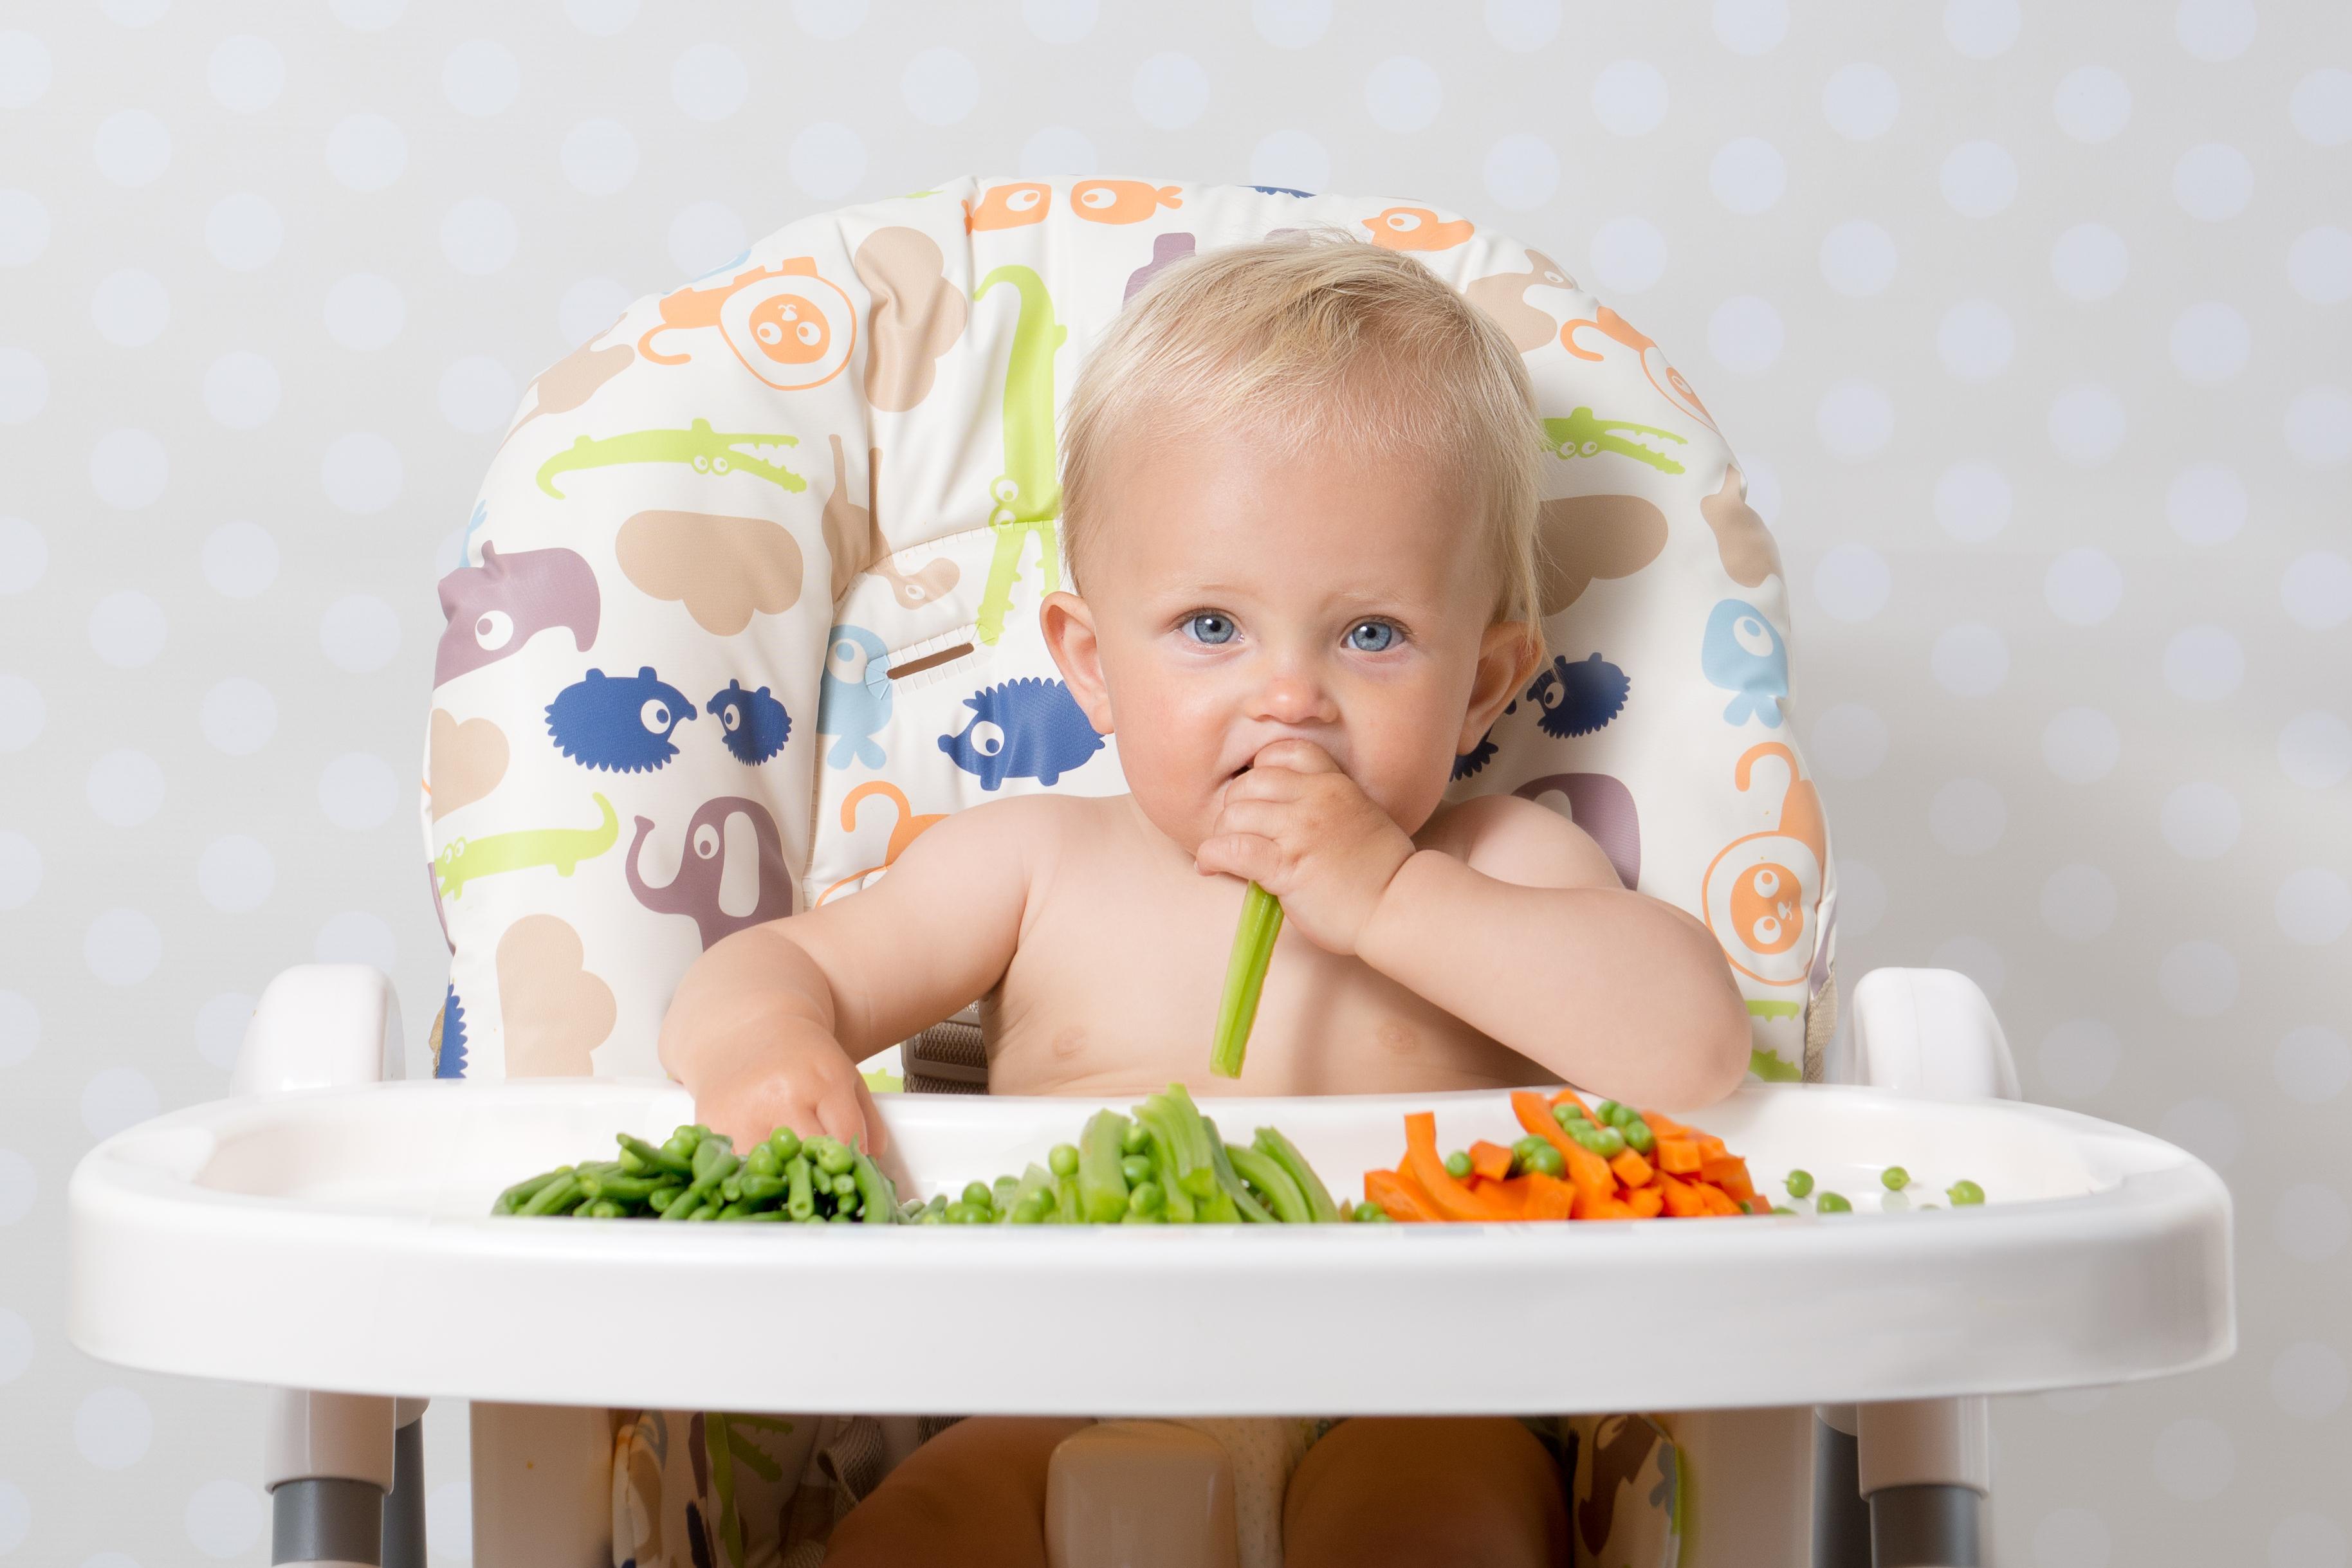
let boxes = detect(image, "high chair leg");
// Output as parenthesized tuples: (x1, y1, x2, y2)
(1854, 1398, 1987, 1567)
(266, 1389, 395, 1567)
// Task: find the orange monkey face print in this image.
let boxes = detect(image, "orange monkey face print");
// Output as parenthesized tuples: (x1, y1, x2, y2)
(639, 257, 858, 392)
(1701, 743, 1828, 988)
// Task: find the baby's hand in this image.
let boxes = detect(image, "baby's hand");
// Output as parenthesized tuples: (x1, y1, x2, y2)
(1195, 738, 1417, 955)
(679, 1018, 885, 1159)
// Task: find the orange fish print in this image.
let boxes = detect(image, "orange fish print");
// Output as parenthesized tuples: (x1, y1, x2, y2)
(1363, 205, 1475, 251)
(965, 183, 1051, 232)
(1070, 179, 1183, 224)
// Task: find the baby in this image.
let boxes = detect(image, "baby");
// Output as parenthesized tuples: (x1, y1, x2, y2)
(659, 232, 1751, 1567)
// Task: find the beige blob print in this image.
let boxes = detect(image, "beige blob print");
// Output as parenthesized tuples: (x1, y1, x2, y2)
(1701, 463, 1782, 588)
(426, 709, 508, 821)
(853, 225, 968, 413)
(496, 913, 616, 1077)
(616, 509, 804, 635)
(1536, 493, 1671, 615)
(1464, 248, 1579, 352)
(821, 434, 891, 603)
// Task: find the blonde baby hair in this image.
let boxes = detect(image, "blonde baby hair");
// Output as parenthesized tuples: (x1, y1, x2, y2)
(1058, 227, 1547, 647)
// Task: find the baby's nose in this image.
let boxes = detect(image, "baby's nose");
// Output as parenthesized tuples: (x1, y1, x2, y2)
(1251, 670, 1336, 725)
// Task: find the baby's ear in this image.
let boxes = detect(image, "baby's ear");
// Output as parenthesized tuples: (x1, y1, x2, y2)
(1460, 621, 1540, 754)
(1040, 591, 1114, 735)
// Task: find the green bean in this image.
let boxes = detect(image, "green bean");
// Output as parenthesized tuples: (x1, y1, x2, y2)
(1225, 1142, 1311, 1224)
(740, 1208, 792, 1223)
(684, 1199, 720, 1221)
(1783, 1169, 1814, 1199)
(737, 1173, 786, 1205)
(1132, 1104, 1196, 1223)
(620, 1133, 692, 1178)
(1210, 880, 1284, 1079)
(814, 1140, 856, 1178)
(1444, 1151, 1474, 1180)
(720, 1176, 744, 1204)
(767, 1127, 802, 1163)
(744, 1144, 782, 1180)
(1880, 1166, 1910, 1192)
(1814, 1191, 1851, 1214)
(493, 1168, 569, 1214)
(1947, 1180, 1985, 1206)
(645, 1185, 686, 1213)
(580, 1199, 626, 1219)
(1251, 1127, 1341, 1223)
(580, 1172, 670, 1203)
(713, 1200, 755, 1221)
(850, 1151, 896, 1225)
(832, 1172, 860, 1199)
(519, 1172, 584, 1216)
(1049, 1143, 1081, 1178)
(1078, 1111, 1134, 1223)
(1199, 1118, 1276, 1223)
(785, 1154, 815, 1221)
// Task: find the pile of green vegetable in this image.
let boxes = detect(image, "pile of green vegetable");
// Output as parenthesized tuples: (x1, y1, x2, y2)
(492, 1123, 898, 1223)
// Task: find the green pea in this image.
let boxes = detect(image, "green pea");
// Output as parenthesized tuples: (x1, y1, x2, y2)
(1049, 1143, 1081, 1178)
(1552, 1102, 1588, 1127)
(1361, 1205, 1393, 1222)
(960, 1180, 994, 1210)
(1880, 1166, 1909, 1191)
(1622, 1120, 1656, 1155)
(1011, 1194, 1049, 1224)
(816, 1142, 856, 1178)
(1947, 1180, 1985, 1206)
(1772, 1205, 1796, 1216)
(720, 1176, 744, 1203)
(1590, 1126, 1626, 1158)
(1815, 1191, 1852, 1214)
(1524, 1144, 1566, 1179)
(831, 1172, 858, 1198)
(1121, 1154, 1154, 1186)
(942, 1201, 981, 1224)
(1443, 1151, 1473, 1180)
(744, 1145, 781, 1180)
(1784, 1169, 1814, 1199)
(768, 1128, 802, 1163)
(1594, 1099, 1621, 1122)
(1128, 1181, 1164, 1215)
(1121, 1119, 1151, 1157)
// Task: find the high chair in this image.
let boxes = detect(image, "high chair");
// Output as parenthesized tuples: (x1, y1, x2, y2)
(66, 178, 2234, 1568)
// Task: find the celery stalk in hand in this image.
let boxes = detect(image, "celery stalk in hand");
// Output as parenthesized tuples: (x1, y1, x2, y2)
(1210, 882, 1284, 1078)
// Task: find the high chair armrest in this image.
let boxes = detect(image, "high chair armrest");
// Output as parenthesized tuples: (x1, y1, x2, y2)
(1844, 967, 2021, 1102)
(230, 963, 406, 1095)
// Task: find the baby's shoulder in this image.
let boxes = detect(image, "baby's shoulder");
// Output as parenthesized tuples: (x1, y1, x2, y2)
(1419, 793, 1620, 889)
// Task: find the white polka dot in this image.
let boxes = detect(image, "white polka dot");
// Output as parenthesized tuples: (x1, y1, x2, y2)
(1252, 0, 1329, 46)
(93, 108, 171, 187)
(2271, 1341, 2348, 1421)
(1812, 544, 1890, 623)
(558, 277, 634, 347)
(443, 37, 519, 116)
(1936, 298, 2012, 380)
(196, 992, 253, 1071)
(2174, 143, 2253, 221)
(2279, 1183, 2351, 1261)
(1940, 140, 2017, 217)
(2040, 865, 2116, 942)
(2290, 227, 2352, 305)
(2162, 623, 2244, 701)
(1929, 778, 2005, 855)
(2156, 1097, 2241, 1171)
(1821, 62, 1899, 140)
(322, 432, 403, 515)
(326, 113, 407, 192)
(0, 991, 33, 1067)
(2047, 384, 2127, 466)
(2053, 66, 2132, 143)
(321, 593, 401, 673)
(332, 0, 405, 27)
(86, 907, 162, 986)
(568, 0, 637, 32)
(0, 345, 43, 424)
(198, 835, 274, 913)
(1833, 859, 1886, 939)
(2278, 868, 2352, 946)
(201, 520, 278, 599)
(0, 1303, 30, 1380)
(320, 753, 400, 830)
(2176, 0, 2257, 60)
(0, 673, 41, 753)
(2032, 1505, 2110, 1567)
(324, 273, 405, 351)
(89, 591, 166, 669)
(90, 268, 169, 347)
(86, 749, 165, 827)
(2283, 552, 2352, 630)
(200, 678, 276, 755)
(0, 29, 51, 107)
(2286, 386, 2352, 467)
(2042, 547, 2122, 626)
(0, 1148, 32, 1224)
(1020, 126, 1098, 179)
(208, 33, 283, 113)
(0, 187, 51, 266)
(2275, 1025, 2351, 1104)
(2158, 938, 2238, 1017)
(2292, 68, 2352, 146)
(1588, 217, 1666, 293)
(75, 1387, 154, 1470)
(1709, 136, 1784, 214)
(202, 350, 280, 431)
(315, 911, 398, 974)
(1707, 295, 1782, 375)
(1132, 52, 1210, 130)
(1712, 0, 1786, 54)
(1934, 462, 2010, 542)
(1945, 0, 2019, 56)
(2152, 1416, 2234, 1501)
(2166, 463, 2245, 543)
(205, 192, 281, 271)
(1249, 131, 1330, 196)
(668, 200, 747, 278)
(1929, 935, 2005, 999)
(1818, 219, 1897, 297)
(441, 197, 517, 276)
(82, 1065, 158, 1140)
(788, 122, 865, 199)
(426, 1480, 473, 1561)
(2170, 301, 2250, 383)
(1366, 56, 1442, 134)
(1022, 0, 1096, 44)
(2271, 1513, 2349, 1568)
(2040, 1385, 2111, 1415)
(2050, 222, 2128, 302)
(1485, 0, 1559, 50)
(2280, 711, 2351, 789)
(897, 47, 979, 127)
(1816, 380, 1892, 460)
(1484, 133, 1559, 212)
(1589, 59, 1666, 137)
(1931, 621, 2007, 697)
(2039, 1017, 2121, 1098)
(561, 117, 638, 196)
(185, 1477, 265, 1558)
(437, 356, 517, 436)
(0, 832, 38, 909)
(1807, 702, 1888, 779)
(2159, 781, 2239, 859)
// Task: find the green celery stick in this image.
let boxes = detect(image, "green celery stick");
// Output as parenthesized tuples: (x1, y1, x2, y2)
(1210, 882, 1284, 1078)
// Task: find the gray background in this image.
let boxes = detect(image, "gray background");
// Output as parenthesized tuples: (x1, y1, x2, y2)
(3, 1, 2348, 1563)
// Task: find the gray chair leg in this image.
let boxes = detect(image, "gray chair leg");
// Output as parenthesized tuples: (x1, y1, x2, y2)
(381, 1412, 427, 1568)
(272, 1477, 383, 1565)
(1869, 1484, 1981, 1567)
(1811, 1412, 1870, 1568)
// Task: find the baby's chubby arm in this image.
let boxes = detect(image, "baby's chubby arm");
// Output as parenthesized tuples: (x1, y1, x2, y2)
(1196, 740, 1750, 1108)
(657, 797, 1040, 1153)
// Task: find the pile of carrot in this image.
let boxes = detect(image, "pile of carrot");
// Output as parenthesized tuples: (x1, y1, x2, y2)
(1361, 1089, 1762, 1223)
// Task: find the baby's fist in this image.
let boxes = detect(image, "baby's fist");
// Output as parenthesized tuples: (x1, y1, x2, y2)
(1195, 740, 1415, 954)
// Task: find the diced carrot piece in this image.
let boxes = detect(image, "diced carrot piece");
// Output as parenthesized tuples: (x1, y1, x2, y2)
(1655, 1172, 1707, 1217)
(1518, 1171, 1577, 1221)
(1572, 1189, 1636, 1220)
(1469, 1141, 1515, 1183)
(1696, 1135, 1729, 1162)
(1701, 1154, 1755, 1204)
(1609, 1149, 1655, 1189)
(1404, 1113, 1523, 1222)
(1640, 1111, 1692, 1138)
(1624, 1185, 1665, 1218)
(1655, 1138, 1703, 1175)
(1364, 1168, 1439, 1223)
(1694, 1181, 1743, 1216)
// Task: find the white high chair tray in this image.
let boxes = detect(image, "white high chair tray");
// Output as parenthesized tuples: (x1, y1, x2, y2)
(69, 1079, 2230, 1416)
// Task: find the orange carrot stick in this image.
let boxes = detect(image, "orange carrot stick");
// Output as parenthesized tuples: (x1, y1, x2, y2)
(1510, 1091, 1616, 1196)
(1364, 1168, 1440, 1223)
(1469, 1141, 1515, 1183)
(1404, 1113, 1523, 1222)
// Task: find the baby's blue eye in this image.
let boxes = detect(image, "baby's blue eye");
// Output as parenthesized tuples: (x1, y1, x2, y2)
(1185, 612, 1236, 645)
(1346, 621, 1398, 653)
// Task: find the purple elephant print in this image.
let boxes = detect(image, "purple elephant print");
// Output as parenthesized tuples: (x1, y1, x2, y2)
(435, 542, 602, 686)
(626, 796, 796, 948)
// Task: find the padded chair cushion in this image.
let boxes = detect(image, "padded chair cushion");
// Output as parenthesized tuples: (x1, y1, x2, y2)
(423, 176, 1833, 1083)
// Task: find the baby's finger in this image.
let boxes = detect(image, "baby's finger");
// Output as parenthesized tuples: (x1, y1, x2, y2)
(1195, 832, 1283, 889)
(1250, 737, 1340, 774)
(813, 1079, 870, 1154)
(851, 1072, 888, 1156)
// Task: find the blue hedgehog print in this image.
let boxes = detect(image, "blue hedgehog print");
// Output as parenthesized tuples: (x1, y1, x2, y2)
(544, 666, 697, 772)
(1527, 653, 1630, 740)
(1248, 185, 1314, 197)
(706, 678, 790, 765)
(815, 624, 892, 769)
(436, 985, 467, 1079)
(939, 677, 1104, 790)
(1700, 599, 1787, 728)
(1451, 698, 1519, 780)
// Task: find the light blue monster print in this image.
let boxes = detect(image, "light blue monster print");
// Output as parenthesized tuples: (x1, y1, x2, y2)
(1700, 599, 1787, 728)
(814, 623, 892, 769)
